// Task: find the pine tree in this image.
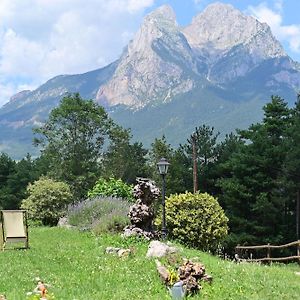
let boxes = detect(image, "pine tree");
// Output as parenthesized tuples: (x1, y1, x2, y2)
(218, 96, 291, 249)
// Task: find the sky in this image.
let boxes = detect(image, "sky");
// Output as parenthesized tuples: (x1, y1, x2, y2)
(0, 0, 299, 107)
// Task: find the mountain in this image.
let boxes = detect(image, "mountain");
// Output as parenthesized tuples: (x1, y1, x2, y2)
(0, 2, 300, 159)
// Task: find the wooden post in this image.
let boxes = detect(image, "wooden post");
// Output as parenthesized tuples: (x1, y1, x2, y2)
(297, 190, 300, 240)
(297, 240, 300, 265)
(192, 134, 198, 193)
(267, 243, 271, 263)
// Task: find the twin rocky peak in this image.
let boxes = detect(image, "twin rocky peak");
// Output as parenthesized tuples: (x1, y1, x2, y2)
(96, 2, 290, 109)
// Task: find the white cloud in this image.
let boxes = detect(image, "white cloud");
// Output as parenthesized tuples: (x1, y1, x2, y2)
(274, 0, 283, 12)
(248, 2, 300, 57)
(0, 0, 154, 107)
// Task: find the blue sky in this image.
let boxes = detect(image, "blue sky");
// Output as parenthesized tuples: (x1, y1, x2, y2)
(0, 0, 299, 107)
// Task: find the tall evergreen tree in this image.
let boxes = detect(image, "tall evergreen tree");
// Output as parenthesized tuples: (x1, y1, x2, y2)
(102, 125, 148, 183)
(283, 93, 300, 240)
(0, 153, 17, 209)
(218, 96, 291, 249)
(182, 125, 220, 193)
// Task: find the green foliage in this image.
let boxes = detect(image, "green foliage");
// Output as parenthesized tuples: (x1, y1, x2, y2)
(88, 177, 134, 201)
(67, 196, 131, 234)
(33, 93, 115, 200)
(218, 95, 294, 249)
(0, 153, 44, 209)
(92, 213, 130, 235)
(160, 192, 228, 251)
(102, 125, 148, 183)
(182, 125, 221, 193)
(148, 136, 192, 196)
(21, 177, 73, 226)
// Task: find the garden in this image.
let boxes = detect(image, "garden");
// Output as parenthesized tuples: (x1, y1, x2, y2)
(1, 93, 300, 299)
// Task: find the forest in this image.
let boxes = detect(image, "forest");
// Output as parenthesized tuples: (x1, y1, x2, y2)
(1, 93, 299, 252)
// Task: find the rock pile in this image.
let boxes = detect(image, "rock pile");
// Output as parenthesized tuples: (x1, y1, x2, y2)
(155, 256, 213, 296)
(178, 259, 212, 294)
(123, 178, 160, 239)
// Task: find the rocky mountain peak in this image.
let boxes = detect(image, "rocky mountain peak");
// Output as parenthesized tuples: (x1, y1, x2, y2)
(127, 5, 177, 57)
(146, 4, 176, 24)
(182, 2, 285, 58)
(96, 5, 196, 108)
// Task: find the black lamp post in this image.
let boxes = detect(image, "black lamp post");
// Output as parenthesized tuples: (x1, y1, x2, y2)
(157, 157, 170, 240)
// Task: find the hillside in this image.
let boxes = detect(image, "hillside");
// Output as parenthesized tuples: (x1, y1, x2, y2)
(0, 227, 299, 299)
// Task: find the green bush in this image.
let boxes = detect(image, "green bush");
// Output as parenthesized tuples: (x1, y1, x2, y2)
(88, 177, 134, 201)
(158, 192, 228, 251)
(67, 196, 131, 234)
(21, 177, 73, 226)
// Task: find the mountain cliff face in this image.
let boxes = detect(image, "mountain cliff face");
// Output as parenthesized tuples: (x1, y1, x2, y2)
(0, 2, 300, 158)
(96, 5, 200, 108)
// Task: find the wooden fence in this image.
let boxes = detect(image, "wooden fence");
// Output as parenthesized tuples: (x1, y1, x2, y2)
(235, 240, 300, 263)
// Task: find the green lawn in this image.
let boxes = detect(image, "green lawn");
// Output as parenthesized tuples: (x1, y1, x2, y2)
(0, 227, 299, 299)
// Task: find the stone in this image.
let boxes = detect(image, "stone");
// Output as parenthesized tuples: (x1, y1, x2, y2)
(201, 274, 213, 284)
(123, 178, 160, 239)
(117, 249, 131, 258)
(146, 240, 177, 258)
(105, 247, 120, 254)
(155, 259, 170, 284)
(57, 217, 68, 227)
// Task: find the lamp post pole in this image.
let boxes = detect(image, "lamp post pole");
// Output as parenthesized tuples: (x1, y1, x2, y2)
(161, 173, 167, 240)
(191, 133, 198, 193)
(157, 158, 170, 241)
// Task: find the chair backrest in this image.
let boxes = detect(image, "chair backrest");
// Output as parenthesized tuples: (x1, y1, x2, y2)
(2, 210, 26, 238)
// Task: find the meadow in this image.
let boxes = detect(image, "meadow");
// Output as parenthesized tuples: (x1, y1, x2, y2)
(0, 227, 299, 300)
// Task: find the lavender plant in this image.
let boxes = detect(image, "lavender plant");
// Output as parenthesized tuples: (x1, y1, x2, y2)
(67, 196, 131, 234)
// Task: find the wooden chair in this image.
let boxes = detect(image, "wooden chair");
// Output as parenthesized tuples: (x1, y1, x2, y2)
(0, 210, 29, 250)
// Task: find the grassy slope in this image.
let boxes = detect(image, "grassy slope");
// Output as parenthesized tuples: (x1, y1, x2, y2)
(0, 227, 299, 300)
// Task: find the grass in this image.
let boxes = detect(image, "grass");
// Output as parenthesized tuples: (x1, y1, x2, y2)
(0, 227, 299, 299)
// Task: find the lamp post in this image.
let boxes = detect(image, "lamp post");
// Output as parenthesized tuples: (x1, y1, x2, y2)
(191, 132, 198, 193)
(157, 157, 170, 240)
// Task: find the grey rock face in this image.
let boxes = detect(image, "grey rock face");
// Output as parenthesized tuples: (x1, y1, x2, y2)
(96, 2, 297, 109)
(182, 2, 287, 83)
(183, 3, 285, 56)
(96, 5, 199, 109)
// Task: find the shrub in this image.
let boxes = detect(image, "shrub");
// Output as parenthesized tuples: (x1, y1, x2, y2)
(157, 192, 228, 251)
(21, 177, 73, 226)
(67, 196, 131, 234)
(88, 177, 134, 202)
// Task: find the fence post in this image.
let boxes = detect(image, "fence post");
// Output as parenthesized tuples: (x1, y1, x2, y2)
(267, 243, 271, 263)
(297, 240, 300, 265)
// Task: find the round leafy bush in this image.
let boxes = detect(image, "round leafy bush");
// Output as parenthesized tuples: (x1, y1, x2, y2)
(159, 192, 228, 251)
(88, 177, 134, 201)
(21, 177, 73, 226)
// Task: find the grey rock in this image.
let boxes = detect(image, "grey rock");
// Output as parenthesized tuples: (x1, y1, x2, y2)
(146, 240, 177, 258)
(123, 178, 160, 239)
(105, 247, 121, 254)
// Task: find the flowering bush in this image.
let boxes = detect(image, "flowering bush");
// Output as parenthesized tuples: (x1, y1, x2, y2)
(68, 196, 131, 234)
